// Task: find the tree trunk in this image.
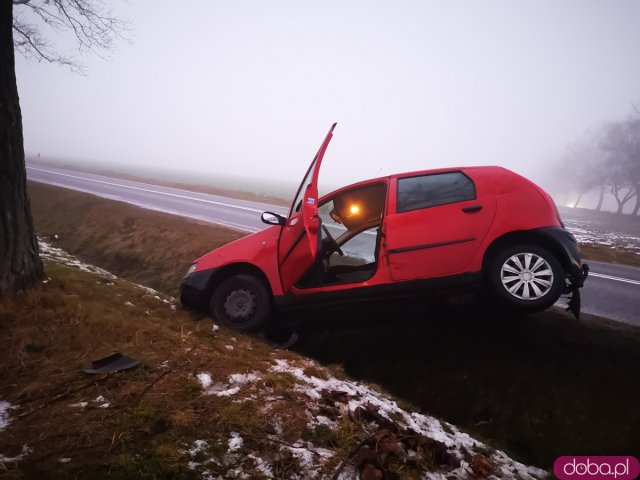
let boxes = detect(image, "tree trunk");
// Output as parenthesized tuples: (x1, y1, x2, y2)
(0, 1, 44, 295)
(595, 184, 605, 211)
(633, 184, 640, 216)
(611, 185, 636, 214)
(572, 191, 584, 209)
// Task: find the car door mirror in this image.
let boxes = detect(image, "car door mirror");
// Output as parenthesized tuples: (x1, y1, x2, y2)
(261, 211, 286, 226)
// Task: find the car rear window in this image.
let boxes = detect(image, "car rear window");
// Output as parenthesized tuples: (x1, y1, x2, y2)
(396, 172, 475, 213)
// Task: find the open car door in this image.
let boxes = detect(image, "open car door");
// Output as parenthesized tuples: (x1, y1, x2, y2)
(277, 123, 336, 292)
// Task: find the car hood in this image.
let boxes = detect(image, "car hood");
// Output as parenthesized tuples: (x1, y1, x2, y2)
(193, 225, 281, 272)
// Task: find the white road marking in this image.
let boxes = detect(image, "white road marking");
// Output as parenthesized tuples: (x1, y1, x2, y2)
(27, 166, 271, 214)
(29, 178, 260, 233)
(589, 272, 640, 286)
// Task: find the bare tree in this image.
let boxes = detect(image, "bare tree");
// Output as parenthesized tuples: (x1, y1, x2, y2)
(557, 106, 640, 215)
(625, 112, 640, 215)
(12, 0, 130, 73)
(558, 131, 608, 209)
(0, 0, 129, 295)
(601, 116, 640, 215)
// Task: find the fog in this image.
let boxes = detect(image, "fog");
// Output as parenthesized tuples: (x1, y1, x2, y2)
(16, 1, 640, 198)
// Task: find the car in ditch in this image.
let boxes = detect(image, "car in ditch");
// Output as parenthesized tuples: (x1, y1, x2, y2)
(180, 124, 588, 331)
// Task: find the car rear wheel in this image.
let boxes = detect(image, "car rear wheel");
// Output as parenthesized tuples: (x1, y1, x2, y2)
(210, 274, 272, 332)
(488, 244, 564, 313)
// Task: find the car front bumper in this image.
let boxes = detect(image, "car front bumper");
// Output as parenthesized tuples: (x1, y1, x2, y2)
(179, 268, 218, 312)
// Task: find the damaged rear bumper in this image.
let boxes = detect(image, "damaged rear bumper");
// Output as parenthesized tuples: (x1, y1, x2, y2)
(536, 227, 588, 319)
(566, 263, 589, 319)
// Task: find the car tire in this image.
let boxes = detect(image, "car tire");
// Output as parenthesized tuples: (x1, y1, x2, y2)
(210, 274, 272, 332)
(487, 244, 564, 313)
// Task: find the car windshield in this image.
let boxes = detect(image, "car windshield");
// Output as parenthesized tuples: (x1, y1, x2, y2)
(290, 158, 317, 216)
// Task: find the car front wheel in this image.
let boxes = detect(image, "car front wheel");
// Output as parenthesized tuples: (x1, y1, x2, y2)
(488, 244, 564, 313)
(210, 274, 272, 332)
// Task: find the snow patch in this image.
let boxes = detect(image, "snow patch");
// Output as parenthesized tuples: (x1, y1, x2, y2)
(314, 415, 337, 428)
(186, 439, 209, 457)
(198, 371, 261, 397)
(197, 373, 213, 390)
(38, 240, 178, 305)
(246, 453, 273, 477)
(94, 395, 110, 408)
(39, 240, 117, 279)
(269, 359, 546, 480)
(566, 221, 640, 252)
(215, 386, 241, 397)
(0, 444, 32, 463)
(228, 373, 260, 385)
(0, 400, 17, 431)
(227, 432, 243, 453)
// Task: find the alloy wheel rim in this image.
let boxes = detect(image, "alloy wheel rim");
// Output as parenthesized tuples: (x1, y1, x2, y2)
(500, 253, 554, 301)
(224, 288, 257, 321)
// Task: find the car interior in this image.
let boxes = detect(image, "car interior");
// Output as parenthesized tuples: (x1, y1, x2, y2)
(296, 182, 387, 288)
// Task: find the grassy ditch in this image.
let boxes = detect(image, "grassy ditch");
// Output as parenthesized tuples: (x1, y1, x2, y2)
(0, 261, 335, 478)
(29, 182, 244, 297)
(26, 182, 640, 468)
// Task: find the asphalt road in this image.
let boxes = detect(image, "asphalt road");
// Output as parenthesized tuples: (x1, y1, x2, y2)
(27, 164, 290, 232)
(27, 164, 640, 326)
(572, 260, 640, 324)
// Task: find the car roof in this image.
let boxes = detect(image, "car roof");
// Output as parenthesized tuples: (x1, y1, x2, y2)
(393, 165, 508, 178)
(320, 165, 512, 201)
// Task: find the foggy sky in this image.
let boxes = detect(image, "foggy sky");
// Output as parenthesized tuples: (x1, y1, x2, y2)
(15, 1, 640, 196)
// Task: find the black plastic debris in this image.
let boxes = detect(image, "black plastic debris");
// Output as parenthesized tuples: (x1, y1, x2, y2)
(260, 329, 299, 349)
(83, 353, 140, 374)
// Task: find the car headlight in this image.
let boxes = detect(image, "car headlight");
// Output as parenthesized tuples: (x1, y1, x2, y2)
(185, 263, 198, 276)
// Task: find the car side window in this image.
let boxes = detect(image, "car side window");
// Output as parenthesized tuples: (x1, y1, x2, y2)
(396, 172, 475, 213)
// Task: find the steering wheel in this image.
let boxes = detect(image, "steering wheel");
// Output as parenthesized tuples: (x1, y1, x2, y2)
(321, 224, 344, 256)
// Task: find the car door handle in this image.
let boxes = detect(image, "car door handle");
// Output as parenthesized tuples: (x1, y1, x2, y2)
(462, 205, 482, 213)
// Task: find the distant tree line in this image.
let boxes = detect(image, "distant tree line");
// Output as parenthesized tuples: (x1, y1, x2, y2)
(558, 107, 640, 215)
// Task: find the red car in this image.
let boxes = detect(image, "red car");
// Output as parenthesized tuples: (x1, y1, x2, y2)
(181, 124, 588, 331)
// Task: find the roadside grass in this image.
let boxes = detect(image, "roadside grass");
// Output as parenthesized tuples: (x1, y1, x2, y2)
(0, 261, 535, 479)
(579, 243, 640, 268)
(558, 206, 640, 266)
(24, 182, 640, 469)
(0, 261, 318, 478)
(29, 182, 245, 297)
